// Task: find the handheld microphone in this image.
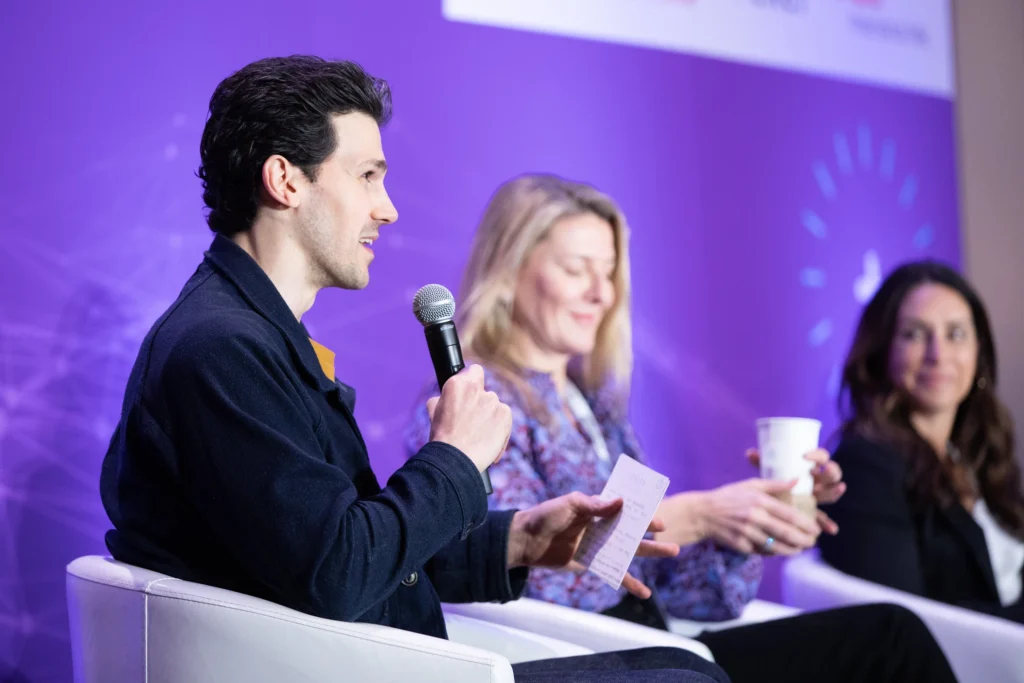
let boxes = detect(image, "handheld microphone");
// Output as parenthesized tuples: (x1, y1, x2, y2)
(412, 284, 493, 495)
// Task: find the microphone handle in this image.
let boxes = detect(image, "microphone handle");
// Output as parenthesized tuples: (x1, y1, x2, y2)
(425, 321, 493, 495)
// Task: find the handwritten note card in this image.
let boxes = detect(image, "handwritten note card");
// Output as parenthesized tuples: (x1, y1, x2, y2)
(573, 454, 670, 589)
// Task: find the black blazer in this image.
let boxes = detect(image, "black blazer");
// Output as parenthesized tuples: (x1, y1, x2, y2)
(819, 434, 1024, 623)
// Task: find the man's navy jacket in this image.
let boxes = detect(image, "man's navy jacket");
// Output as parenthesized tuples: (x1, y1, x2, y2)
(100, 235, 526, 638)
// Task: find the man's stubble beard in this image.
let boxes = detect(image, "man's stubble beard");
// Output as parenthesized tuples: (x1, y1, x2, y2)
(301, 196, 368, 292)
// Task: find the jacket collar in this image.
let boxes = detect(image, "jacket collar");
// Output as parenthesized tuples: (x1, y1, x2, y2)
(203, 234, 344, 398)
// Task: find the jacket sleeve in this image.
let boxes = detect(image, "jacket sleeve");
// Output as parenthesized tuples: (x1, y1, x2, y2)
(424, 509, 529, 603)
(407, 387, 607, 607)
(818, 436, 927, 595)
(404, 382, 529, 603)
(156, 320, 489, 621)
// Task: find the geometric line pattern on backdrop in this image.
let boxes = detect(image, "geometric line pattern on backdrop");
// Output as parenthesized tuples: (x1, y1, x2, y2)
(0, 118, 436, 680)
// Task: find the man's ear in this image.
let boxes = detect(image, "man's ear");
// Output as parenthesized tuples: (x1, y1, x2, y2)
(261, 155, 307, 208)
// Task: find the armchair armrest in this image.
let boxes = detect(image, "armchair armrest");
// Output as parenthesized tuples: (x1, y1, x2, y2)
(67, 556, 516, 683)
(782, 550, 1024, 683)
(666, 599, 801, 638)
(444, 598, 714, 662)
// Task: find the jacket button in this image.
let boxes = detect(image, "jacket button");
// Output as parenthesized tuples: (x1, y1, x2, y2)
(402, 572, 418, 587)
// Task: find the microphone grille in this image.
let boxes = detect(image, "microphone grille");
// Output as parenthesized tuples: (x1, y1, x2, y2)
(412, 284, 456, 326)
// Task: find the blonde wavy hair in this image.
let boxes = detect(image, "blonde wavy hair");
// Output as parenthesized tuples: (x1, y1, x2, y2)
(457, 174, 633, 416)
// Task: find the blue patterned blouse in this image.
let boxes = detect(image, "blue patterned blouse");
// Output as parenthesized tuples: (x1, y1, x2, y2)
(403, 366, 762, 621)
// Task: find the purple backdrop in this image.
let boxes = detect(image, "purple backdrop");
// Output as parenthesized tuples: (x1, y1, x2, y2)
(0, 2, 958, 680)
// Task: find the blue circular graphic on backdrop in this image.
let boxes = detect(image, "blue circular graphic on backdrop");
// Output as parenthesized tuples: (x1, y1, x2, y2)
(798, 125, 937, 398)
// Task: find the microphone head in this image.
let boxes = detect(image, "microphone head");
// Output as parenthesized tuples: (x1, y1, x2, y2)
(412, 284, 456, 326)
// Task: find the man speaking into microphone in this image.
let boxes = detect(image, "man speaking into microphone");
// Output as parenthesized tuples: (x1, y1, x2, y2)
(99, 56, 724, 682)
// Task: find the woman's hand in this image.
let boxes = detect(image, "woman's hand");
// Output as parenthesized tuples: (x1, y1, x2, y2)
(746, 448, 845, 535)
(690, 479, 821, 555)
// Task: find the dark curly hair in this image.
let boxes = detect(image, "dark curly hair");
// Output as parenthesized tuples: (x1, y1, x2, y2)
(840, 260, 1023, 538)
(197, 56, 392, 235)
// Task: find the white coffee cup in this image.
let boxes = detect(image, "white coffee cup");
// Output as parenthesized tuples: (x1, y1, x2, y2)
(756, 417, 822, 519)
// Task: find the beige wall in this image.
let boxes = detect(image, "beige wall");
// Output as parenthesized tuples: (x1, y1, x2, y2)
(954, 0, 1024, 438)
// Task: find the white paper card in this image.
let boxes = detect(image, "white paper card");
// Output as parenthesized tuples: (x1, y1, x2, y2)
(573, 454, 670, 589)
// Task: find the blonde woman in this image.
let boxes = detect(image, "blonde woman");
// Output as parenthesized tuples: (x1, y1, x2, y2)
(405, 174, 957, 683)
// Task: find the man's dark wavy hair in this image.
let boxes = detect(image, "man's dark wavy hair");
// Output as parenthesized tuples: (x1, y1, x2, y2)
(197, 56, 391, 235)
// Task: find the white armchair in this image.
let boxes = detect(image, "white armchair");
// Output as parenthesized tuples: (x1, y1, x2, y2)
(444, 598, 715, 662)
(782, 550, 1024, 682)
(665, 599, 801, 638)
(66, 556, 591, 683)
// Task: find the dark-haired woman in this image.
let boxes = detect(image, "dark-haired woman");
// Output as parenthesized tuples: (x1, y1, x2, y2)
(820, 261, 1024, 622)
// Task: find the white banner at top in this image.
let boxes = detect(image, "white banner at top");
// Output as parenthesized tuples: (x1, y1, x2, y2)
(442, 0, 954, 98)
